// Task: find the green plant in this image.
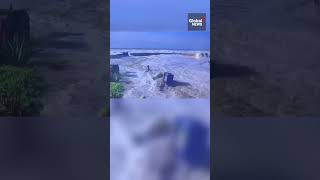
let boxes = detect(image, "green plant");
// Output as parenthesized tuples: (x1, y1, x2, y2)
(0, 66, 44, 116)
(0, 36, 32, 66)
(110, 82, 124, 98)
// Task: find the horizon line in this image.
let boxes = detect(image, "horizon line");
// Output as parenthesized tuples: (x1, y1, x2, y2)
(110, 47, 210, 51)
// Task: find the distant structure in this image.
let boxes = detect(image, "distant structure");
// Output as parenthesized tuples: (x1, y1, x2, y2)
(0, 4, 29, 47)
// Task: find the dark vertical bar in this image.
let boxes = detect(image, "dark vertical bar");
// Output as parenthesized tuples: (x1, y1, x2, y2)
(106, 0, 111, 179)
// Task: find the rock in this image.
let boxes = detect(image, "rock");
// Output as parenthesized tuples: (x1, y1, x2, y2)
(164, 72, 174, 86)
(111, 64, 119, 74)
(156, 78, 165, 91)
(154, 72, 175, 90)
(110, 64, 120, 82)
(152, 72, 164, 80)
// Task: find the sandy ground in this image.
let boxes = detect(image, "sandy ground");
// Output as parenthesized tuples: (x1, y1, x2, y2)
(1, 0, 107, 117)
(111, 50, 210, 98)
(213, 0, 320, 116)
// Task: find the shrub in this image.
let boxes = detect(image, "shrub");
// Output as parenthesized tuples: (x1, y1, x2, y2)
(0, 66, 44, 116)
(0, 36, 32, 66)
(110, 82, 124, 98)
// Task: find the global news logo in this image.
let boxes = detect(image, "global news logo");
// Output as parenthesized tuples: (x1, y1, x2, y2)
(188, 13, 206, 31)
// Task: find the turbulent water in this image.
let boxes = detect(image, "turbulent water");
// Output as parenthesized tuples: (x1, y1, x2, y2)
(110, 49, 210, 98)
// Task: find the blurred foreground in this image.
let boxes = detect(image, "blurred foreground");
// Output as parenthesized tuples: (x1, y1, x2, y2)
(110, 99, 210, 180)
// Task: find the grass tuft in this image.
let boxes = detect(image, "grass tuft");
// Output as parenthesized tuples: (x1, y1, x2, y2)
(110, 82, 124, 98)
